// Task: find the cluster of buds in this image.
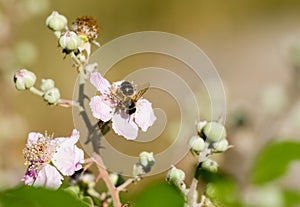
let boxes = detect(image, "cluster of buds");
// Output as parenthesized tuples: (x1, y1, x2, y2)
(45, 11, 100, 63)
(14, 69, 61, 105)
(132, 151, 155, 179)
(190, 120, 230, 173)
(166, 120, 231, 207)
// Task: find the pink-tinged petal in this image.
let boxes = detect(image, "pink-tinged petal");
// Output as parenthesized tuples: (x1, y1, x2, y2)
(27, 132, 44, 145)
(90, 72, 111, 94)
(22, 169, 38, 186)
(52, 129, 84, 176)
(52, 145, 84, 176)
(135, 99, 156, 132)
(89, 95, 113, 122)
(112, 112, 138, 140)
(54, 129, 80, 147)
(34, 164, 63, 189)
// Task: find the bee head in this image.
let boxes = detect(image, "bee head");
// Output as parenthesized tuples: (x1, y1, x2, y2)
(120, 81, 135, 95)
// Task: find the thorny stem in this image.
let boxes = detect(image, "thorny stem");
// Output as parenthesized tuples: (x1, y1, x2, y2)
(188, 178, 198, 205)
(91, 153, 123, 207)
(57, 98, 79, 108)
(187, 147, 212, 207)
(116, 178, 135, 192)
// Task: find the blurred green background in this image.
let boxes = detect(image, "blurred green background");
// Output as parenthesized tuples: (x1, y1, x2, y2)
(1, 0, 300, 206)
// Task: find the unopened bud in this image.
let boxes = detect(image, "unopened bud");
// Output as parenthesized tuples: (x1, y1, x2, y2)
(59, 31, 82, 51)
(40, 79, 55, 92)
(14, 69, 36, 91)
(201, 159, 218, 173)
(132, 163, 145, 178)
(203, 121, 226, 143)
(46, 11, 67, 31)
(189, 135, 205, 155)
(166, 166, 185, 187)
(43, 88, 60, 104)
(196, 120, 207, 133)
(212, 139, 229, 152)
(109, 173, 119, 186)
(139, 151, 155, 169)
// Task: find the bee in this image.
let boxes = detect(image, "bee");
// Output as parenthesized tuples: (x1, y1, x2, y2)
(112, 81, 149, 115)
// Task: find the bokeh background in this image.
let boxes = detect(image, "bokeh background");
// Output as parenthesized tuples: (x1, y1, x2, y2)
(1, 0, 300, 206)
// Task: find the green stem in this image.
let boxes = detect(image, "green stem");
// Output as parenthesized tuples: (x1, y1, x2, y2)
(29, 86, 44, 96)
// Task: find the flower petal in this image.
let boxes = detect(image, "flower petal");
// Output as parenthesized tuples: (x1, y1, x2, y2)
(112, 112, 138, 140)
(54, 129, 80, 147)
(52, 129, 84, 176)
(22, 169, 38, 186)
(90, 72, 110, 94)
(34, 164, 63, 189)
(52, 145, 84, 176)
(134, 99, 156, 132)
(89, 95, 114, 122)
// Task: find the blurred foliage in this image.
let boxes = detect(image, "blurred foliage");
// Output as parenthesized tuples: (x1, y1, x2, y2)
(0, 185, 89, 207)
(251, 141, 300, 184)
(283, 190, 300, 207)
(131, 182, 185, 207)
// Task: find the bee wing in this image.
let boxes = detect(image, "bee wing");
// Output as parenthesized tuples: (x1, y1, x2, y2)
(132, 82, 150, 101)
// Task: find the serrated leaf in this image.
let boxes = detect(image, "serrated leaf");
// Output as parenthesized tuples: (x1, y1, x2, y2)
(0, 185, 89, 207)
(251, 141, 300, 184)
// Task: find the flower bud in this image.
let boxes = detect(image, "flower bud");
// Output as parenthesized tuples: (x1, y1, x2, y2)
(212, 139, 229, 152)
(201, 159, 218, 173)
(64, 186, 80, 197)
(139, 151, 155, 169)
(59, 31, 82, 51)
(43, 88, 60, 105)
(196, 120, 207, 133)
(40, 79, 55, 92)
(46, 11, 67, 31)
(132, 163, 145, 178)
(14, 69, 36, 91)
(189, 135, 205, 155)
(166, 166, 185, 187)
(109, 173, 119, 186)
(203, 121, 226, 143)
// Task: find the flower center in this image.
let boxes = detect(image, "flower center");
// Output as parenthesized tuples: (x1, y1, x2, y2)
(23, 133, 57, 173)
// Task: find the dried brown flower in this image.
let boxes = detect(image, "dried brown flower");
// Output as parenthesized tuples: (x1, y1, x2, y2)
(72, 16, 100, 41)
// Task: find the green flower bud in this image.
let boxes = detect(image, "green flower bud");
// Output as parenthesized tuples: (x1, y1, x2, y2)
(139, 151, 155, 169)
(132, 163, 145, 178)
(40, 79, 55, 92)
(43, 88, 60, 104)
(212, 139, 229, 152)
(189, 135, 205, 155)
(46, 11, 67, 31)
(59, 31, 82, 51)
(109, 173, 119, 186)
(196, 120, 207, 133)
(166, 166, 185, 187)
(201, 159, 218, 173)
(203, 121, 226, 142)
(14, 69, 36, 90)
(64, 186, 80, 197)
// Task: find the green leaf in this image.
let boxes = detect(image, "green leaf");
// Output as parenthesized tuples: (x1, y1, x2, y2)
(0, 185, 89, 207)
(251, 141, 300, 184)
(205, 177, 242, 207)
(283, 190, 300, 207)
(133, 182, 185, 207)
